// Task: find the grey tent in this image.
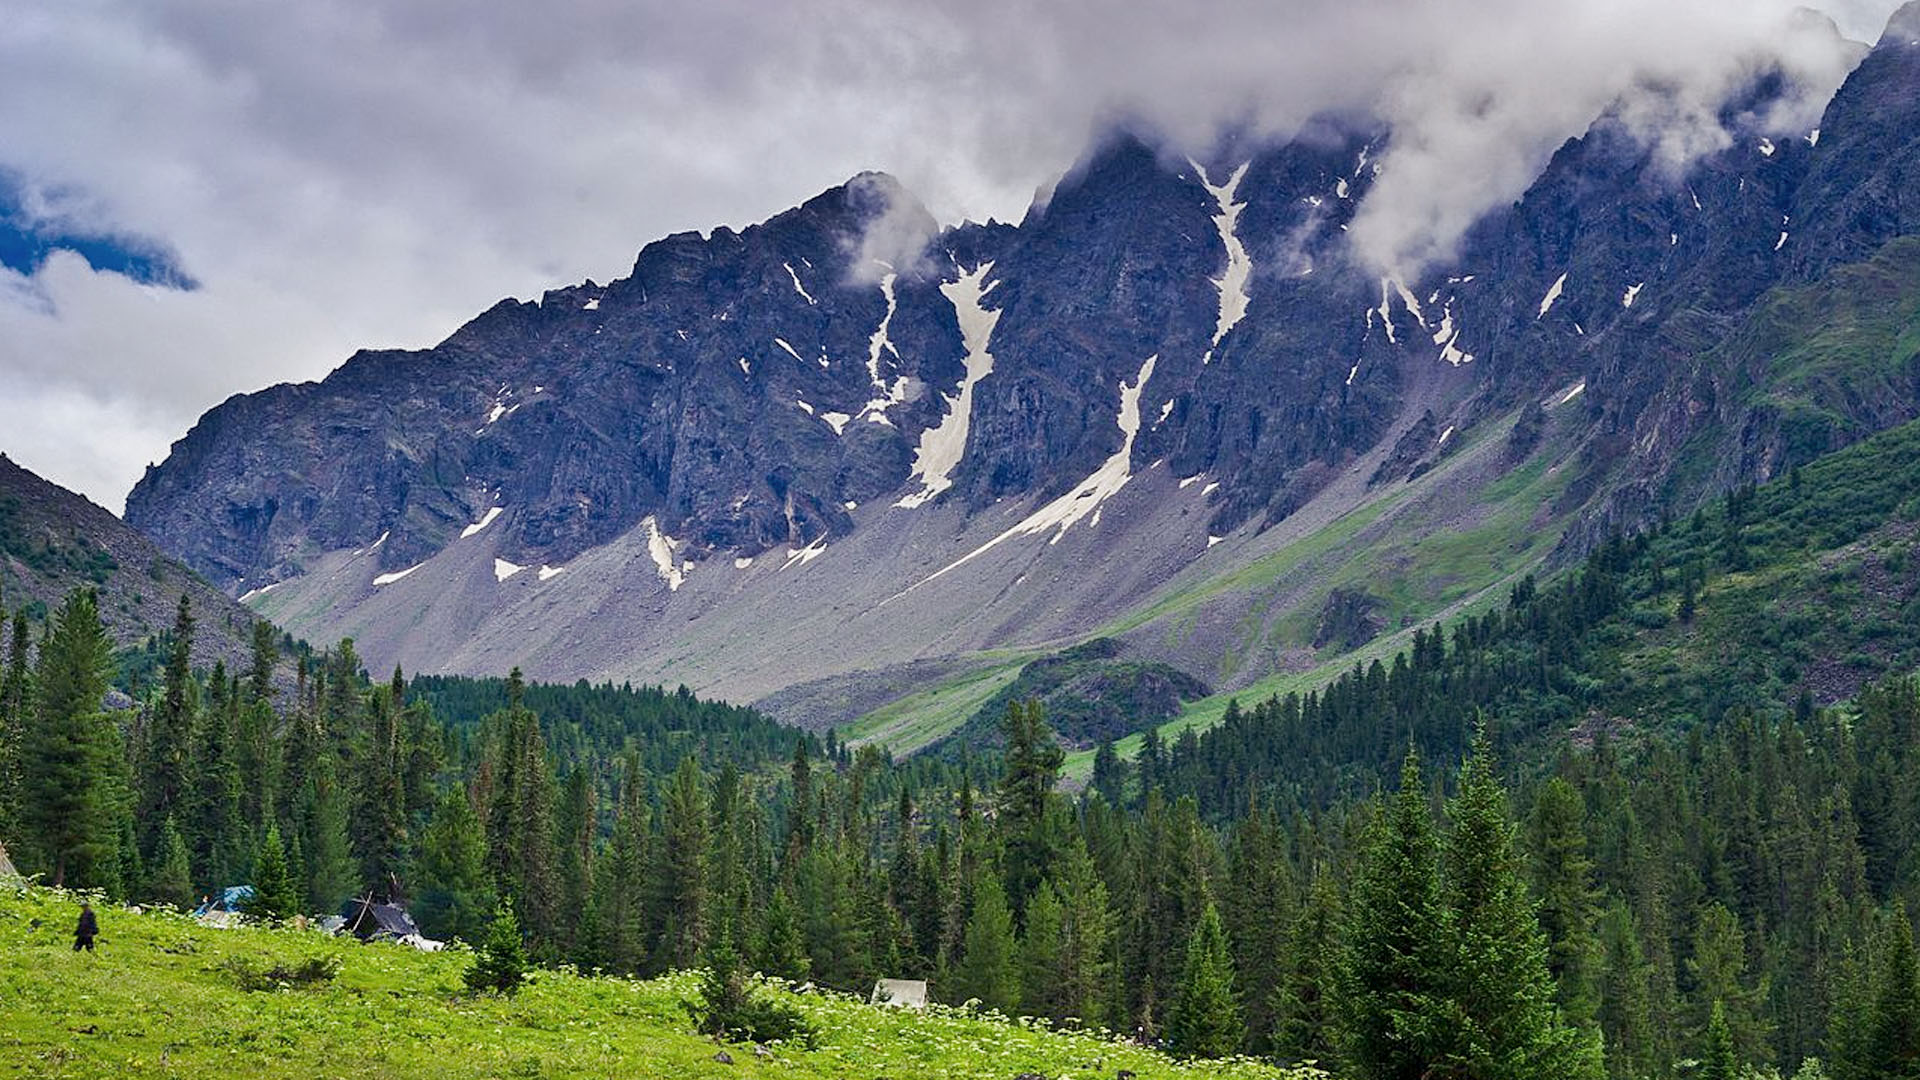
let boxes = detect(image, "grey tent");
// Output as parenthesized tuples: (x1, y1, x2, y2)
(339, 897, 444, 951)
(0, 839, 19, 883)
(870, 979, 929, 1008)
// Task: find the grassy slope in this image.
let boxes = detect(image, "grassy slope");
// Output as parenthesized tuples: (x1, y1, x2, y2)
(1, 888, 1310, 1080)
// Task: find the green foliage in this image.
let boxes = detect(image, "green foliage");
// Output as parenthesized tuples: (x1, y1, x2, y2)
(243, 825, 299, 922)
(412, 786, 494, 944)
(220, 952, 342, 992)
(953, 876, 1019, 1013)
(690, 929, 816, 1046)
(465, 899, 529, 996)
(0, 888, 1309, 1079)
(22, 590, 124, 892)
(1167, 902, 1242, 1059)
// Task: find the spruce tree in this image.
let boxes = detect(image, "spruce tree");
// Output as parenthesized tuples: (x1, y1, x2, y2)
(1700, 1001, 1737, 1080)
(999, 699, 1064, 912)
(757, 884, 810, 981)
(954, 876, 1019, 1013)
(466, 899, 529, 996)
(1019, 880, 1067, 1019)
(589, 758, 649, 975)
(299, 749, 358, 914)
(1528, 777, 1600, 1027)
(653, 754, 710, 970)
(1168, 901, 1243, 1059)
(244, 824, 298, 921)
(1862, 904, 1920, 1080)
(150, 816, 194, 909)
(1337, 750, 1450, 1080)
(1441, 730, 1595, 1080)
(137, 595, 196, 862)
(0, 609, 29, 847)
(414, 786, 495, 943)
(23, 590, 121, 890)
(1275, 871, 1341, 1066)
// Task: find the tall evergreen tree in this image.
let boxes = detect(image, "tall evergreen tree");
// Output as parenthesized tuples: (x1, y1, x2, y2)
(414, 786, 495, 944)
(653, 754, 710, 969)
(1337, 750, 1450, 1080)
(1441, 731, 1596, 1080)
(1529, 777, 1600, 1028)
(299, 748, 358, 913)
(22, 590, 122, 890)
(1275, 871, 1341, 1066)
(245, 824, 298, 921)
(0, 609, 27, 847)
(999, 699, 1064, 912)
(1168, 901, 1243, 1059)
(137, 594, 196, 862)
(954, 876, 1020, 1013)
(150, 816, 193, 909)
(1861, 904, 1920, 1080)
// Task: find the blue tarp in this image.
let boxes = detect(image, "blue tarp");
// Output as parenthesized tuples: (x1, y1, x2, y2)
(193, 885, 254, 916)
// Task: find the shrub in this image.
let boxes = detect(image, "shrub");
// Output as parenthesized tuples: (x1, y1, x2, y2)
(220, 953, 342, 992)
(688, 933, 816, 1047)
(464, 900, 529, 996)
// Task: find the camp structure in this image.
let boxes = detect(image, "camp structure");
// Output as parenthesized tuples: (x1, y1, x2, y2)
(339, 896, 444, 952)
(192, 885, 255, 928)
(870, 978, 929, 1008)
(0, 838, 19, 884)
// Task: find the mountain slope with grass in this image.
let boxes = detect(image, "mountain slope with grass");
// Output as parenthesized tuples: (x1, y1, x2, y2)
(0, 888, 1307, 1080)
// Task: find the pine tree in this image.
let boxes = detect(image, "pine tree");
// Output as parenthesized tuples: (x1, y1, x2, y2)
(414, 786, 495, 944)
(22, 590, 122, 890)
(299, 748, 357, 914)
(351, 685, 408, 897)
(653, 754, 710, 970)
(1275, 871, 1341, 1066)
(1700, 1001, 1737, 1080)
(999, 699, 1064, 912)
(1337, 750, 1450, 1080)
(1529, 777, 1600, 1027)
(466, 899, 529, 996)
(245, 824, 299, 921)
(150, 816, 194, 909)
(1019, 880, 1067, 1018)
(954, 876, 1019, 1013)
(185, 670, 247, 889)
(137, 595, 196, 863)
(757, 884, 810, 981)
(588, 758, 649, 975)
(555, 766, 595, 952)
(1168, 902, 1243, 1059)
(1862, 904, 1920, 1080)
(1441, 730, 1595, 1080)
(0, 609, 29, 847)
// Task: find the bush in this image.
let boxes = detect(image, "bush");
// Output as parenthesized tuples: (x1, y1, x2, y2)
(464, 900, 529, 996)
(688, 933, 815, 1047)
(220, 953, 342, 992)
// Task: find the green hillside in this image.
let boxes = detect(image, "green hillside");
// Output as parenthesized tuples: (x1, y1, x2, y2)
(0, 888, 1306, 1080)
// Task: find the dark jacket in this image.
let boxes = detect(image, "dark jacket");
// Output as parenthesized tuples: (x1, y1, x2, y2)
(76, 909, 98, 939)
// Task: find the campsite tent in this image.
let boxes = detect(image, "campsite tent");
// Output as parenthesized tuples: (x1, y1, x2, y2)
(193, 886, 255, 928)
(0, 839, 19, 883)
(340, 897, 444, 951)
(870, 979, 929, 1008)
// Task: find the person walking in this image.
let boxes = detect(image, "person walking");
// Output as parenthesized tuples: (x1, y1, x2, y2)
(73, 902, 98, 953)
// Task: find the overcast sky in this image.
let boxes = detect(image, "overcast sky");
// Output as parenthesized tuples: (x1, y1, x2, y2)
(0, 0, 1905, 513)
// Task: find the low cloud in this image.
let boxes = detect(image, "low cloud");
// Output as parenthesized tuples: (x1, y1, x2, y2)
(0, 0, 1903, 510)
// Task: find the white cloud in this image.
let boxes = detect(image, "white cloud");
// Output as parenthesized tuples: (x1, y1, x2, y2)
(0, 0, 1904, 511)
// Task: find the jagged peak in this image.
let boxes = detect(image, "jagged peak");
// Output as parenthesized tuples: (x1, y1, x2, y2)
(1882, 0, 1920, 46)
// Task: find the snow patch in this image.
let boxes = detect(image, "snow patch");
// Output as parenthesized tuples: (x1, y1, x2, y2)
(1336, 178, 1350, 199)
(896, 263, 1000, 509)
(1432, 299, 1475, 366)
(858, 273, 913, 422)
(1438, 425, 1455, 446)
(738, 357, 752, 376)
(820, 411, 852, 435)
(641, 516, 686, 591)
(1202, 481, 1220, 496)
(794, 398, 815, 415)
(1758, 137, 1776, 157)
(784, 262, 817, 305)
(1554, 381, 1587, 407)
(238, 581, 283, 603)
(462, 506, 504, 539)
(1191, 160, 1253, 365)
(733, 556, 754, 570)
(1808, 128, 1821, 147)
(494, 558, 525, 582)
(1538, 273, 1568, 319)
(537, 565, 564, 582)
(369, 530, 389, 550)
(1776, 232, 1790, 252)
(373, 564, 424, 587)
(782, 536, 828, 569)
(1179, 475, 1204, 489)
(1623, 282, 1645, 309)
(582, 297, 600, 311)
(1207, 535, 1224, 548)
(1157, 398, 1175, 426)
(774, 338, 804, 364)
(898, 354, 1158, 592)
